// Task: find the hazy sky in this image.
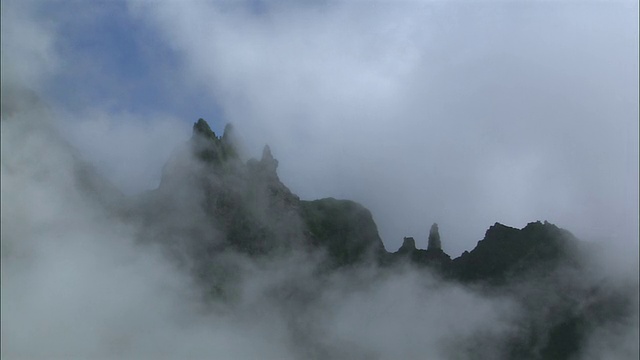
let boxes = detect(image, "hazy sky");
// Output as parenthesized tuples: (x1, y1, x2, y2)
(2, 0, 638, 257)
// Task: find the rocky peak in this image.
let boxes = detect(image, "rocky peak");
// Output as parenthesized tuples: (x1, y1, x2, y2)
(221, 123, 238, 159)
(222, 123, 234, 139)
(193, 118, 216, 140)
(482, 222, 517, 241)
(398, 237, 416, 253)
(260, 145, 279, 173)
(451, 221, 582, 284)
(189, 119, 239, 165)
(427, 223, 441, 251)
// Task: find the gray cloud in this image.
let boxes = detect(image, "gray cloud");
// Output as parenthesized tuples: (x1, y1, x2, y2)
(129, 0, 638, 257)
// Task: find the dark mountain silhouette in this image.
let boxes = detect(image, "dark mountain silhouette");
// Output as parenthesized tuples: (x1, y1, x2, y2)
(117, 119, 636, 360)
(127, 119, 607, 275)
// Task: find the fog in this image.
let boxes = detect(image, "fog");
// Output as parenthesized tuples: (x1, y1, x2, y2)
(1, 0, 638, 359)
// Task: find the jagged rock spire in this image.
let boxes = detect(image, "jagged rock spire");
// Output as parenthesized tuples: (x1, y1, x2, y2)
(427, 223, 441, 251)
(221, 123, 238, 159)
(262, 144, 273, 161)
(261, 145, 278, 172)
(221, 123, 235, 144)
(193, 118, 216, 140)
(190, 119, 239, 165)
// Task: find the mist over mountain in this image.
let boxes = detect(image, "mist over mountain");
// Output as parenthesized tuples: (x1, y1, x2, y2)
(4, 112, 636, 359)
(2, 0, 638, 359)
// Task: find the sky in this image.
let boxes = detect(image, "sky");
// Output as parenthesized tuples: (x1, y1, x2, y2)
(2, 0, 638, 257)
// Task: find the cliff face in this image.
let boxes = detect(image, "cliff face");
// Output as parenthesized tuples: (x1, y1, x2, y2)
(301, 198, 387, 267)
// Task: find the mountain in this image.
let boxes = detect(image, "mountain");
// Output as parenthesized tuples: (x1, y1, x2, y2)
(117, 118, 635, 359)
(122, 119, 604, 274)
(137, 120, 590, 276)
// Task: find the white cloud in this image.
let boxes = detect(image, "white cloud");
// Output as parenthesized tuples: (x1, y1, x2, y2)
(54, 108, 191, 195)
(0, 0, 58, 92)
(129, 0, 638, 256)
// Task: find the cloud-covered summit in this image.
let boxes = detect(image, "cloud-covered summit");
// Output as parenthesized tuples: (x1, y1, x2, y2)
(3, 113, 638, 359)
(1, 0, 638, 359)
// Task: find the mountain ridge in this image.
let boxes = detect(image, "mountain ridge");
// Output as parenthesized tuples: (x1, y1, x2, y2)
(136, 119, 586, 277)
(115, 118, 636, 360)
